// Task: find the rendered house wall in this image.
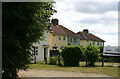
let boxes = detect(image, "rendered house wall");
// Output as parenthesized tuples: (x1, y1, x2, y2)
(32, 30, 50, 62)
(68, 36, 80, 46)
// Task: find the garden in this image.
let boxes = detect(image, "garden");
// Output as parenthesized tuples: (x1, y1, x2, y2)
(29, 45, 119, 77)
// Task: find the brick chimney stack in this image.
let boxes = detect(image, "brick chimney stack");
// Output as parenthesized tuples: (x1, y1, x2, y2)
(51, 19, 59, 26)
(83, 29, 89, 33)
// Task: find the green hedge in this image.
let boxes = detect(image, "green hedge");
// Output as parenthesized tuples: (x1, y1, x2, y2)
(61, 45, 83, 66)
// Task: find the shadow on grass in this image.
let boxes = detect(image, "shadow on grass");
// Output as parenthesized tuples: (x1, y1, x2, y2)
(56, 64, 114, 68)
(31, 62, 114, 68)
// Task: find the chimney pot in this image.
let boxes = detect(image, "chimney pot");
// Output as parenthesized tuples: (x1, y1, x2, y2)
(83, 29, 89, 33)
(51, 19, 59, 26)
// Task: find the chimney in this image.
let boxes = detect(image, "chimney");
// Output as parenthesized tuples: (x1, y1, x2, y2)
(51, 19, 59, 26)
(83, 29, 89, 33)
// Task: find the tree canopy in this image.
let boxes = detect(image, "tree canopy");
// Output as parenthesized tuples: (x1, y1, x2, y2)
(84, 45, 100, 66)
(2, 2, 56, 79)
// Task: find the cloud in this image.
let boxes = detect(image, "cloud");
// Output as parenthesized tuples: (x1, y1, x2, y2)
(51, 0, 118, 46)
(73, 2, 118, 14)
(70, 11, 118, 27)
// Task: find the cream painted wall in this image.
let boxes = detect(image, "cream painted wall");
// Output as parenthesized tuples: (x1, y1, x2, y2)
(50, 34, 68, 51)
(80, 40, 88, 47)
(80, 40, 104, 47)
(87, 41, 104, 46)
(50, 33, 53, 50)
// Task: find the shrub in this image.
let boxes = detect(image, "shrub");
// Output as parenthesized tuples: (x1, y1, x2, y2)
(49, 56, 57, 65)
(99, 46, 104, 53)
(84, 45, 100, 66)
(61, 45, 83, 66)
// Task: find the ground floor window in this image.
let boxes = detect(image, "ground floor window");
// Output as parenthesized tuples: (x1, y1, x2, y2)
(32, 46, 38, 55)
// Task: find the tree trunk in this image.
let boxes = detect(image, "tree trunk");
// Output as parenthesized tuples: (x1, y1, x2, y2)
(86, 60, 88, 66)
(102, 57, 104, 67)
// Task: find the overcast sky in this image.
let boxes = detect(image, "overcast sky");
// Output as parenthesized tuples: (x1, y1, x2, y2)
(51, 0, 119, 46)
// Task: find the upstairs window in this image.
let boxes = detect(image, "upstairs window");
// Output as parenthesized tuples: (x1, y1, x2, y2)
(59, 36, 61, 40)
(70, 37, 72, 42)
(74, 38, 76, 42)
(63, 36, 66, 41)
(90, 41, 92, 45)
(93, 41, 95, 45)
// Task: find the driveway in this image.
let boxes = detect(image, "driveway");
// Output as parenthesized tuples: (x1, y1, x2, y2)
(18, 69, 112, 77)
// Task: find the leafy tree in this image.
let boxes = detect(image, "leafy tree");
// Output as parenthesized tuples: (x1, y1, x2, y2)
(84, 45, 100, 66)
(2, 2, 56, 79)
(61, 45, 83, 66)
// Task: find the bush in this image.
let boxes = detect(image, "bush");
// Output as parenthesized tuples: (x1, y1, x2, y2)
(98, 46, 104, 53)
(61, 45, 83, 66)
(49, 56, 57, 65)
(84, 45, 100, 66)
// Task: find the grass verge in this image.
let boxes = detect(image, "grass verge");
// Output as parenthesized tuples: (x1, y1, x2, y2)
(29, 62, 119, 77)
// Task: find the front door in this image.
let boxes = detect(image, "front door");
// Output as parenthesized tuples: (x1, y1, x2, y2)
(44, 48, 46, 60)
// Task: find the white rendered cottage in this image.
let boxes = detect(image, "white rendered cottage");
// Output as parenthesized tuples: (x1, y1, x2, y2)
(32, 29, 51, 62)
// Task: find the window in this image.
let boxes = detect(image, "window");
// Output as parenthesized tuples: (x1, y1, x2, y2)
(74, 38, 76, 42)
(68, 43, 71, 45)
(58, 36, 61, 40)
(93, 41, 95, 45)
(88, 41, 92, 45)
(70, 37, 72, 42)
(32, 46, 38, 55)
(63, 36, 66, 41)
(100, 42, 102, 45)
(90, 41, 92, 45)
(97, 42, 99, 45)
(35, 47, 38, 55)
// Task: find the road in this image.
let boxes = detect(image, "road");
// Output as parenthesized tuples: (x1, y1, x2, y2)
(18, 69, 112, 77)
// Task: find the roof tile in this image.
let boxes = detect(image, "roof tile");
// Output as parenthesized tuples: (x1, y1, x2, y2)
(77, 32, 105, 42)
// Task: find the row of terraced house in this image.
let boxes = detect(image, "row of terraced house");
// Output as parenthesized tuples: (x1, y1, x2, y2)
(32, 19, 105, 62)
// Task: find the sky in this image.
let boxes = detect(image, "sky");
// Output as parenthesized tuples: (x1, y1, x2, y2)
(50, 0, 119, 46)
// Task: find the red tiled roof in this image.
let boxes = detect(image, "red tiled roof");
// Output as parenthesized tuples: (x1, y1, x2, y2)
(77, 31, 105, 42)
(50, 24, 79, 37)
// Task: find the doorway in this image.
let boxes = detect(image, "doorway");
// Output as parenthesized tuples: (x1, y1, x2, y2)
(44, 48, 46, 61)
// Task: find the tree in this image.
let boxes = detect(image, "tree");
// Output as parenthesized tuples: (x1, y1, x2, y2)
(2, 2, 56, 79)
(84, 45, 100, 66)
(61, 45, 83, 66)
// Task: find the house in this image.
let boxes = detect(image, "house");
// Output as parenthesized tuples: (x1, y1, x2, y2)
(50, 19, 80, 52)
(77, 29, 105, 47)
(32, 28, 51, 62)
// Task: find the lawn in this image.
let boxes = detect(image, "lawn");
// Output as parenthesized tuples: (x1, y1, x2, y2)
(29, 62, 119, 77)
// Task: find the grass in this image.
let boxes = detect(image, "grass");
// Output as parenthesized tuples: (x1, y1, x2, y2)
(29, 62, 119, 77)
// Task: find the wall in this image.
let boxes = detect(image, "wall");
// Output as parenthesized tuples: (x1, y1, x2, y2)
(50, 33, 53, 50)
(80, 40, 104, 47)
(50, 34, 68, 51)
(87, 41, 104, 46)
(80, 40, 88, 47)
(32, 30, 50, 62)
(68, 36, 80, 46)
